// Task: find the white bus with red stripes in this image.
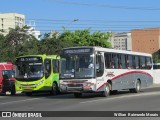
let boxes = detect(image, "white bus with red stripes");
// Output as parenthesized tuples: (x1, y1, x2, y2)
(60, 46, 153, 97)
(153, 63, 160, 84)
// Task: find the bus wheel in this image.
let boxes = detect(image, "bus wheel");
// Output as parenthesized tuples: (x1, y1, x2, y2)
(129, 89, 134, 93)
(11, 85, 16, 95)
(50, 82, 58, 95)
(131, 80, 141, 93)
(74, 93, 82, 98)
(111, 90, 118, 95)
(25, 92, 32, 96)
(101, 84, 110, 97)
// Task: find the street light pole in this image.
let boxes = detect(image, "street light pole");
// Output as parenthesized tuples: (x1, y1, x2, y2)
(62, 19, 79, 31)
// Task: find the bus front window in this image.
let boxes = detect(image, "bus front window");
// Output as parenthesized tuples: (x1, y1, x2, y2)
(16, 62, 44, 80)
(60, 54, 95, 79)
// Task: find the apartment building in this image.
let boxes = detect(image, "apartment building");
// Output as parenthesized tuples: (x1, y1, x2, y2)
(0, 13, 25, 35)
(109, 32, 132, 51)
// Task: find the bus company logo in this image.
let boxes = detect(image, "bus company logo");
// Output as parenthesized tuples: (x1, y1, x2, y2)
(2, 112, 11, 117)
(106, 72, 115, 77)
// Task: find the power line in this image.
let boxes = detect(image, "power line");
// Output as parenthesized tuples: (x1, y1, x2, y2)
(48, 0, 160, 11)
(2, 18, 160, 23)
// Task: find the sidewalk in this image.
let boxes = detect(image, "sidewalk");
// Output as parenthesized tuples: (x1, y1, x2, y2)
(152, 83, 160, 88)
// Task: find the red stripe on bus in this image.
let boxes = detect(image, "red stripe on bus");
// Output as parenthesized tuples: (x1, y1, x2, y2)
(96, 71, 152, 91)
(112, 71, 152, 80)
(96, 83, 107, 91)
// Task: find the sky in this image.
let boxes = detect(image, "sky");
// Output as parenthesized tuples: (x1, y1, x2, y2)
(1, 0, 160, 34)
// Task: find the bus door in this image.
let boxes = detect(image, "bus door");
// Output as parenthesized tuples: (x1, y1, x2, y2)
(96, 52, 105, 91)
(44, 59, 52, 90)
(52, 58, 59, 85)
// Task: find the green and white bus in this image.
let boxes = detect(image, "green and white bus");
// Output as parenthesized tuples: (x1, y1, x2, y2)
(15, 55, 60, 96)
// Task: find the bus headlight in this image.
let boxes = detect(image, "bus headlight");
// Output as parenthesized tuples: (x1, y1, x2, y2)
(15, 82, 21, 87)
(36, 80, 44, 86)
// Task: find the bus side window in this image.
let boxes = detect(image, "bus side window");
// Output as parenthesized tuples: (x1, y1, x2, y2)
(146, 57, 152, 69)
(113, 54, 118, 69)
(118, 54, 122, 69)
(52, 59, 59, 73)
(96, 53, 104, 77)
(135, 56, 139, 69)
(44, 59, 51, 78)
(121, 54, 126, 69)
(132, 56, 136, 69)
(140, 56, 145, 69)
(126, 55, 132, 69)
(104, 53, 112, 69)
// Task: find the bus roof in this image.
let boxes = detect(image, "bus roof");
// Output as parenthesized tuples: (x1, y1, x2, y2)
(63, 46, 152, 57)
(16, 54, 59, 59)
(0, 62, 14, 70)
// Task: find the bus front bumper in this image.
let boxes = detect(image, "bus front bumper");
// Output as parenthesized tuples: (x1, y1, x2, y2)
(60, 86, 94, 93)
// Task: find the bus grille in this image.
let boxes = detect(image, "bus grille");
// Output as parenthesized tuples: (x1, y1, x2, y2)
(67, 84, 83, 87)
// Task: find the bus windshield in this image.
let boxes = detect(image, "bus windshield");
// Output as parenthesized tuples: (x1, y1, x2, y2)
(2, 70, 15, 78)
(16, 57, 44, 80)
(60, 54, 95, 79)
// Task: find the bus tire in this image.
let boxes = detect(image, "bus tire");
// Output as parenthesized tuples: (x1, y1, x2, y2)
(101, 84, 110, 97)
(50, 82, 58, 95)
(111, 90, 118, 95)
(129, 89, 134, 93)
(11, 85, 16, 95)
(25, 92, 32, 96)
(132, 80, 141, 93)
(74, 93, 82, 98)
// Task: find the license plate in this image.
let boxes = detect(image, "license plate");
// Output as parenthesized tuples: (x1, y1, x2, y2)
(25, 86, 30, 89)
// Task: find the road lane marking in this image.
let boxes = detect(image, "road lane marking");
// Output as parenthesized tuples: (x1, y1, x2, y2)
(0, 96, 5, 98)
(80, 91, 160, 104)
(0, 98, 41, 105)
(0, 94, 74, 105)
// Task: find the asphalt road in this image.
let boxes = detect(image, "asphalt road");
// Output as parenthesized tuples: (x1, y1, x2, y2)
(0, 86, 160, 120)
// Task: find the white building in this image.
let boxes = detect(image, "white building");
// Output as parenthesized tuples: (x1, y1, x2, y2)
(109, 32, 132, 51)
(0, 13, 25, 35)
(27, 27, 41, 40)
(0, 13, 41, 40)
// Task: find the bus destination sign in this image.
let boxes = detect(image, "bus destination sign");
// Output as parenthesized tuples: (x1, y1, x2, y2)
(63, 48, 93, 54)
(17, 57, 42, 62)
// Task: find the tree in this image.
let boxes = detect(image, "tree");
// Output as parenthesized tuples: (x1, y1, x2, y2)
(59, 29, 111, 48)
(38, 29, 111, 56)
(153, 54, 160, 63)
(0, 34, 5, 61)
(0, 28, 112, 62)
(0, 26, 39, 62)
(39, 32, 75, 55)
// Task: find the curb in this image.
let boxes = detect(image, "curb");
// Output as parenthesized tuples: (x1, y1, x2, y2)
(152, 84, 160, 88)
